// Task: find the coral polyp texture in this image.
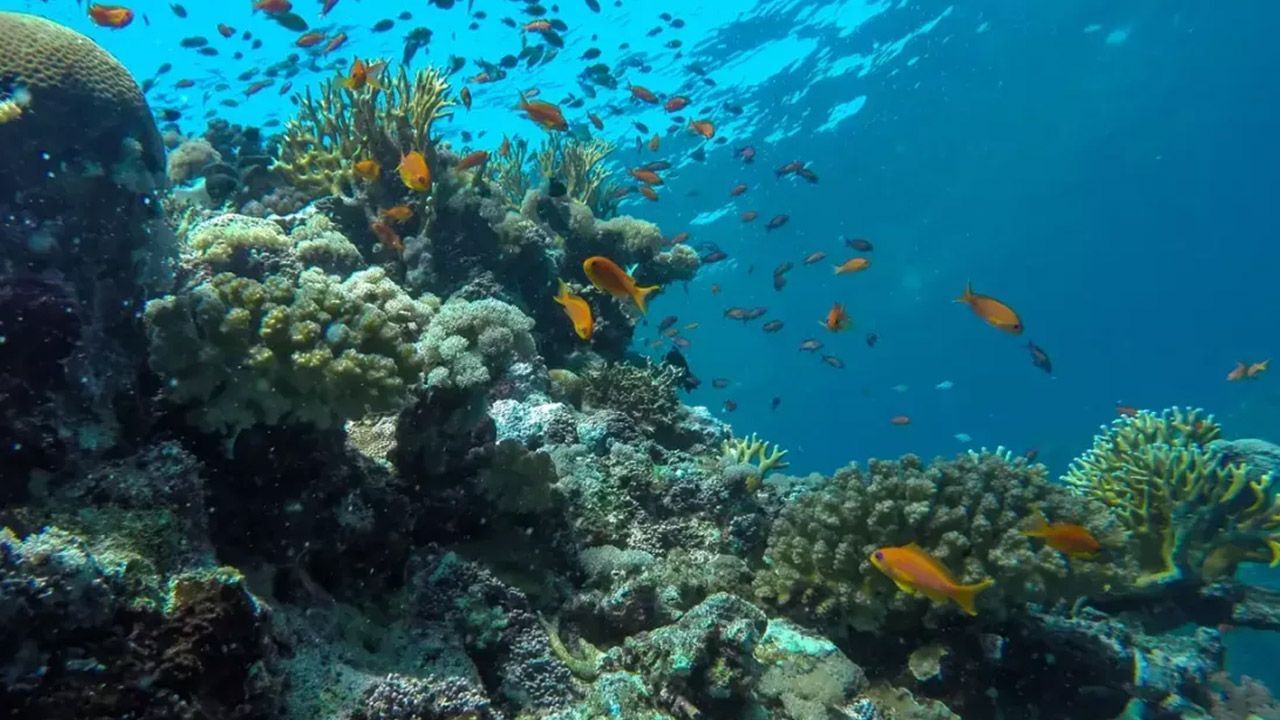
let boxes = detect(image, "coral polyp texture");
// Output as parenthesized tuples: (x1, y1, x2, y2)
(1063, 407, 1280, 586)
(754, 451, 1137, 633)
(144, 213, 437, 433)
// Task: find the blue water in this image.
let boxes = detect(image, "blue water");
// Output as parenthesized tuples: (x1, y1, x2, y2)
(9, 0, 1280, 693)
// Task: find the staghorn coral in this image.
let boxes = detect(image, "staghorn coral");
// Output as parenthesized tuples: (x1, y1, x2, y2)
(535, 134, 621, 217)
(754, 451, 1137, 633)
(488, 135, 533, 207)
(721, 433, 790, 478)
(418, 296, 537, 391)
(275, 61, 454, 198)
(1063, 407, 1280, 586)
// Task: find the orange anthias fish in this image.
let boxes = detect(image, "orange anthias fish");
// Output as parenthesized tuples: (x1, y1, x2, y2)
(648, 133, 661, 152)
(955, 281, 1023, 334)
(638, 186, 659, 202)
(518, 94, 568, 131)
(369, 221, 403, 255)
(689, 119, 715, 139)
(629, 85, 659, 104)
(353, 159, 381, 181)
(583, 256, 659, 314)
(324, 32, 349, 55)
(834, 257, 871, 275)
(252, 0, 292, 14)
(824, 302, 850, 332)
(1227, 360, 1269, 381)
(664, 95, 690, 112)
(296, 32, 326, 48)
(498, 136, 511, 157)
(553, 279, 594, 340)
(1022, 511, 1101, 559)
(398, 151, 431, 192)
(342, 58, 386, 91)
(456, 150, 489, 171)
(379, 205, 413, 223)
(88, 4, 135, 28)
(870, 544, 996, 616)
(629, 168, 663, 185)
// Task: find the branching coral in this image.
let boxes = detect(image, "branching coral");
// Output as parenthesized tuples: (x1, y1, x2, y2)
(1063, 407, 1280, 586)
(721, 433, 790, 477)
(418, 296, 537, 390)
(488, 135, 532, 207)
(754, 452, 1137, 633)
(487, 133, 621, 217)
(275, 60, 454, 197)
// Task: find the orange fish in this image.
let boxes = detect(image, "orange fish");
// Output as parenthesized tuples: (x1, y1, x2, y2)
(639, 186, 659, 202)
(629, 168, 663, 186)
(824, 302, 850, 332)
(295, 32, 325, 48)
(889, 415, 911, 426)
(217, 23, 235, 38)
(460, 86, 473, 110)
(834, 257, 871, 275)
(629, 85, 659, 104)
(353, 159, 381, 181)
(342, 58, 385, 91)
(583, 256, 659, 314)
(1022, 511, 1101, 559)
(88, 4, 134, 28)
(730, 183, 747, 196)
(398, 151, 431, 192)
(588, 112, 604, 130)
(955, 281, 1023, 334)
(252, 0, 292, 14)
(324, 32, 349, 55)
(869, 544, 995, 616)
(1228, 360, 1269, 381)
(741, 210, 758, 222)
(553, 279, 594, 340)
(523, 20, 553, 32)
(518, 93, 568, 131)
(689, 119, 715, 139)
(498, 135, 511, 158)
(370, 221, 403, 255)
(456, 150, 489, 171)
(379, 205, 413, 223)
(664, 95, 689, 112)
(648, 133, 661, 152)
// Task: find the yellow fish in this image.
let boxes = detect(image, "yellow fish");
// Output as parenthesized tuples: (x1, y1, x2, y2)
(553, 279, 594, 340)
(397, 151, 431, 192)
(869, 543, 995, 616)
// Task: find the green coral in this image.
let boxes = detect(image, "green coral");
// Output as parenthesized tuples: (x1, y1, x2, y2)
(418, 296, 536, 390)
(146, 213, 434, 434)
(721, 433, 790, 479)
(754, 451, 1137, 633)
(275, 60, 454, 197)
(1063, 407, 1280, 586)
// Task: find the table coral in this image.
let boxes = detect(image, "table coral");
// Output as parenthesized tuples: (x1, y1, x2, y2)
(754, 451, 1137, 633)
(1063, 407, 1280, 586)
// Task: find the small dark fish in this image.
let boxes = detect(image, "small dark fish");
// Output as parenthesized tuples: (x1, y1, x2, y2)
(744, 307, 768, 320)
(1027, 341, 1053, 374)
(547, 178, 568, 198)
(372, 19, 395, 32)
(773, 261, 793, 276)
(141, 78, 156, 93)
(822, 355, 845, 369)
(658, 315, 678, 332)
(796, 167, 819, 183)
(179, 36, 208, 48)
(550, 19, 568, 31)
(1024, 448, 1040, 462)
(646, 26, 663, 37)
(770, 396, 781, 411)
(763, 320, 784, 333)
(799, 339, 822, 352)
(642, 160, 672, 171)
(586, 0, 601, 11)
(701, 250, 728, 264)
(398, 11, 412, 20)
(723, 400, 738, 412)
(711, 378, 731, 389)
(666, 39, 682, 49)
(723, 307, 749, 320)
(846, 237, 874, 252)
(634, 121, 650, 134)
(765, 215, 789, 231)
(502, 17, 517, 28)
(772, 274, 786, 291)
(169, 3, 187, 18)
(156, 62, 172, 75)
(581, 47, 601, 60)
(270, 12, 309, 33)
(690, 147, 706, 162)
(672, 18, 686, 28)
(866, 332, 878, 348)
(197, 47, 219, 56)
(159, 108, 182, 122)
(672, 336, 691, 349)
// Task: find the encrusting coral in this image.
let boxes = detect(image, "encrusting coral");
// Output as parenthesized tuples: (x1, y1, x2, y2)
(144, 214, 437, 434)
(1063, 407, 1280, 586)
(755, 451, 1137, 633)
(275, 60, 454, 198)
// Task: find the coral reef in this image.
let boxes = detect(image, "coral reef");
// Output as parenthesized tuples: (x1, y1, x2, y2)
(276, 61, 453, 199)
(418, 296, 537, 391)
(1064, 407, 1280, 586)
(755, 451, 1137, 633)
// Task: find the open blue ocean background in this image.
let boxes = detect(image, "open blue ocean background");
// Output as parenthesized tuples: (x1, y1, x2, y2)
(10, 0, 1279, 693)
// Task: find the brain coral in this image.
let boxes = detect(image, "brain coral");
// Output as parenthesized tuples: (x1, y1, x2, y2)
(0, 12, 165, 188)
(144, 214, 434, 434)
(754, 452, 1137, 633)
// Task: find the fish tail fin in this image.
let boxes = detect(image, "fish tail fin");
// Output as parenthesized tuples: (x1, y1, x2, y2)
(1022, 508, 1051, 538)
(953, 578, 995, 616)
(634, 284, 660, 314)
(954, 281, 974, 303)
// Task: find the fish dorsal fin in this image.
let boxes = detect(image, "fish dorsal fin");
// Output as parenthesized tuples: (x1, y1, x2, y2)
(904, 542, 925, 551)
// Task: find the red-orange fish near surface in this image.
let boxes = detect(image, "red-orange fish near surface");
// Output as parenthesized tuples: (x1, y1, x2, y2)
(295, 32, 325, 48)
(629, 85, 659, 104)
(629, 168, 663, 186)
(664, 95, 689, 112)
(324, 32, 349, 55)
(252, 0, 292, 14)
(217, 23, 235, 38)
(689, 119, 715, 139)
(88, 4, 134, 28)
(824, 303, 850, 332)
(456, 150, 489, 170)
(518, 93, 568, 131)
